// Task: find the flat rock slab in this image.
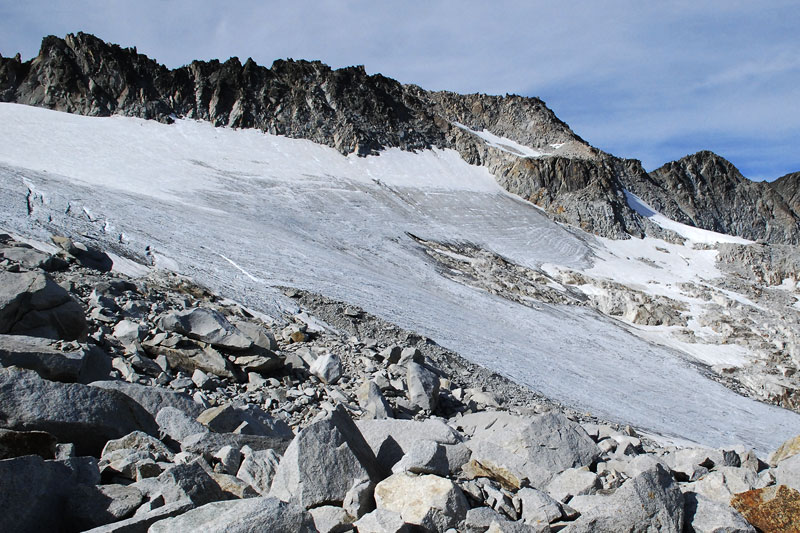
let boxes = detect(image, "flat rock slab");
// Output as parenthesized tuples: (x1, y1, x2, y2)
(461, 411, 600, 489)
(148, 497, 315, 533)
(0, 270, 87, 340)
(159, 308, 252, 351)
(0, 428, 56, 460)
(0, 334, 110, 383)
(90, 380, 204, 419)
(0, 368, 157, 455)
(356, 418, 461, 468)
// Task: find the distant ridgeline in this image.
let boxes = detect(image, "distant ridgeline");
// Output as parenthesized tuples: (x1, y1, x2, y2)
(2, 32, 798, 243)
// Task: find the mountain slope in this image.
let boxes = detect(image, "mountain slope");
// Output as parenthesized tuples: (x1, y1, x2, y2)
(0, 32, 648, 239)
(6, 33, 798, 244)
(2, 103, 799, 453)
(622, 151, 800, 243)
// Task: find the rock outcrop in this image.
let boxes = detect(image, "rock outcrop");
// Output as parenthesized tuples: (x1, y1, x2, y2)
(623, 151, 800, 243)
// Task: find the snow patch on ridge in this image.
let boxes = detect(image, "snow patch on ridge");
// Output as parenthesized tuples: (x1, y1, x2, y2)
(625, 191, 753, 245)
(453, 122, 546, 158)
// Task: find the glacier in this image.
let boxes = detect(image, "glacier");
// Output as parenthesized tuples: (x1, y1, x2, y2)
(1, 102, 798, 453)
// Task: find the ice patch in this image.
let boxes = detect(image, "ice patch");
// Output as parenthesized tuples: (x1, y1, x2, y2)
(453, 122, 545, 158)
(625, 191, 753, 245)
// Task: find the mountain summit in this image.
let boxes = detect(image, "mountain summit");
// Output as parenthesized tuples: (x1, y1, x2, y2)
(4, 32, 798, 243)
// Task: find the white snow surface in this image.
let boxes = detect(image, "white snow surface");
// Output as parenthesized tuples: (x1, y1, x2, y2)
(454, 122, 546, 158)
(625, 191, 752, 245)
(1, 103, 798, 453)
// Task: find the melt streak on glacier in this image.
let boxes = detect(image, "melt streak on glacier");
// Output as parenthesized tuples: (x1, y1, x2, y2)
(1, 103, 797, 452)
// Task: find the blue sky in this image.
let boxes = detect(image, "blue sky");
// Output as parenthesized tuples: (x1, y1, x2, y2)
(1, 1, 798, 180)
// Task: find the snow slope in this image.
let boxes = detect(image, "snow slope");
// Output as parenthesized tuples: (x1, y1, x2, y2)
(1, 103, 797, 453)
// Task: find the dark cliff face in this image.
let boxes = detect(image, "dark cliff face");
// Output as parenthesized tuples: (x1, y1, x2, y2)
(771, 172, 800, 215)
(620, 151, 800, 244)
(2, 33, 798, 244)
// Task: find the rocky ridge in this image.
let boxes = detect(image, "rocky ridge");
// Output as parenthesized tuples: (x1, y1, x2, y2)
(4, 33, 799, 242)
(2, 231, 800, 531)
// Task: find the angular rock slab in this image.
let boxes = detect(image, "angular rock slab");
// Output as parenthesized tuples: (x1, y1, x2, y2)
(159, 307, 252, 350)
(354, 509, 411, 533)
(270, 405, 383, 508)
(0, 334, 110, 383)
(374, 472, 467, 532)
(461, 411, 600, 489)
(0, 270, 87, 341)
(148, 497, 315, 533)
(356, 418, 461, 468)
(731, 485, 800, 533)
(0, 428, 57, 460)
(561, 464, 683, 533)
(0, 368, 157, 455)
(684, 492, 755, 533)
(90, 379, 204, 418)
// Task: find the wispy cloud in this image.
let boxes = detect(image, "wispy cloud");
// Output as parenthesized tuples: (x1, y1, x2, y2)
(1, 1, 798, 179)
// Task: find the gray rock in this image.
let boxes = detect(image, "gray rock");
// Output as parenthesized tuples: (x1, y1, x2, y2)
(392, 439, 450, 476)
(236, 448, 280, 495)
(515, 487, 563, 526)
(0, 242, 65, 271)
(310, 505, 355, 533)
(358, 380, 394, 419)
(562, 464, 684, 533)
(461, 411, 600, 489)
(145, 340, 238, 379)
(310, 352, 343, 384)
(113, 319, 145, 346)
(233, 320, 278, 351)
(0, 454, 81, 532)
(344, 478, 376, 519)
(159, 308, 252, 350)
(545, 467, 598, 502)
(196, 403, 293, 439)
(380, 345, 403, 364)
(91, 379, 204, 419)
(80, 498, 194, 533)
(0, 367, 157, 455)
(406, 362, 439, 411)
(356, 418, 461, 468)
(156, 406, 208, 442)
(270, 405, 383, 508)
(464, 507, 510, 533)
(374, 472, 468, 532)
(398, 347, 423, 366)
(152, 459, 226, 506)
(180, 430, 292, 459)
(443, 442, 472, 474)
(102, 431, 174, 462)
(0, 428, 56, 459)
(0, 270, 87, 341)
(683, 492, 756, 533)
(354, 509, 411, 533)
(684, 467, 760, 505)
(148, 497, 315, 533)
(775, 452, 800, 492)
(486, 520, 544, 532)
(0, 334, 111, 383)
(67, 483, 144, 529)
(213, 445, 241, 475)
